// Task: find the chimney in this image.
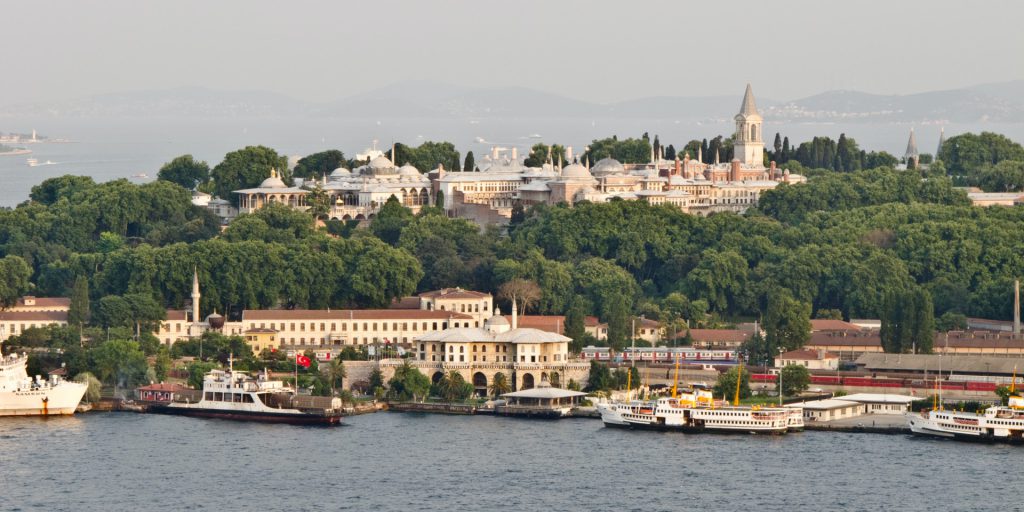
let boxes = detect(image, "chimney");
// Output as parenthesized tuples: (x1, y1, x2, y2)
(566, 146, 574, 162)
(770, 160, 777, 178)
(492, 146, 500, 160)
(511, 299, 518, 330)
(1015, 279, 1021, 335)
(511, 147, 518, 161)
(674, 157, 681, 176)
(730, 159, 741, 182)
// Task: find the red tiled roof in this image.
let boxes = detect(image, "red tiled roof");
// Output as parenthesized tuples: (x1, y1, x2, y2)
(389, 297, 422, 309)
(243, 309, 473, 321)
(779, 349, 838, 360)
(165, 310, 188, 321)
(418, 288, 491, 299)
(810, 319, 863, 332)
(0, 311, 68, 322)
(687, 329, 750, 343)
(137, 383, 191, 392)
(15, 297, 71, 309)
(500, 315, 603, 334)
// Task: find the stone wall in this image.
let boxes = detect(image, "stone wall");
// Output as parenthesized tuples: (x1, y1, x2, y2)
(342, 359, 590, 393)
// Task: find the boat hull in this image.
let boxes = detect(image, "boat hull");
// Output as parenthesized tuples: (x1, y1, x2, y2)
(601, 419, 786, 434)
(0, 383, 88, 417)
(150, 404, 342, 426)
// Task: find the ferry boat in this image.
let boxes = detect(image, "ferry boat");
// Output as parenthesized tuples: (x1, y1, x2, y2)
(906, 395, 1024, 443)
(0, 340, 87, 416)
(151, 365, 343, 425)
(596, 396, 792, 434)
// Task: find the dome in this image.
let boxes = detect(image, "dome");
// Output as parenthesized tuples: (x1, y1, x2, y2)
(330, 167, 351, 178)
(592, 157, 624, 176)
(560, 162, 592, 180)
(368, 155, 395, 170)
(484, 309, 511, 334)
(205, 311, 225, 330)
(398, 164, 420, 176)
(258, 171, 287, 189)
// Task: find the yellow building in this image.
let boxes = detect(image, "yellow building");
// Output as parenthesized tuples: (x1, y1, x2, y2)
(243, 328, 279, 355)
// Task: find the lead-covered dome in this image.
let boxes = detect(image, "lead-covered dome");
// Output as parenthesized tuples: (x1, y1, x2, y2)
(592, 157, 624, 176)
(560, 162, 592, 179)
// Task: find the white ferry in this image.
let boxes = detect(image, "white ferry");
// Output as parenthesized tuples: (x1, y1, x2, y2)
(0, 340, 87, 417)
(151, 365, 343, 425)
(597, 395, 792, 434)
(906, 394, 1024, 443)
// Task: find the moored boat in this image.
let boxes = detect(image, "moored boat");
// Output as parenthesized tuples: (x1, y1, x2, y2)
(0, 340, 87, 417)
(150, 365, 343, 426)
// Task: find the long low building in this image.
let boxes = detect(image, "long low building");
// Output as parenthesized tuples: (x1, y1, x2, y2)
(807, 330, 1024, 359)
(0, 310, 69, 342)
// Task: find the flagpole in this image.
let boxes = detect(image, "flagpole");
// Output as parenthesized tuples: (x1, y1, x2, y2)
(294, 350, 298, 391)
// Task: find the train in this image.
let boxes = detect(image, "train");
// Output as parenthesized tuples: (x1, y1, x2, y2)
(748, 373, 1001, 392)
(581, 346, 737, 363)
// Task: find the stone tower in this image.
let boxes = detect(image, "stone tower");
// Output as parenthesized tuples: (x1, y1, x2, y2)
(905, 128, 920, 169)
(191, 267, 201, 326)
(733, 83, 764, 166)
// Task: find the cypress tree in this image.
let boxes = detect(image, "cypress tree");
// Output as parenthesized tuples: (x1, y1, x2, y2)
(68, 275, 90, 327)
(464, 151, 475, 173)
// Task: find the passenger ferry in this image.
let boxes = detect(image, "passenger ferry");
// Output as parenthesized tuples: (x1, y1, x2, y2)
(597, 396, 792, 434)
(152, 365, 343, 425)
(906, 395, 1024, 443)
(0, 340, 87, 416)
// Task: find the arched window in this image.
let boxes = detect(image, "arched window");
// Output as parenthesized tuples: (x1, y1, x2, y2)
(750, 124, 757, 141)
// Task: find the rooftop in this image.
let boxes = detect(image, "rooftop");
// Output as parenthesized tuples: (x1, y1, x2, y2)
(836, 393, 922, 404)
(501, 387, 587, 399)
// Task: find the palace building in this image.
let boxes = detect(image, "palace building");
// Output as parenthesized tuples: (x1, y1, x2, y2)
(218, 85, 803, 225)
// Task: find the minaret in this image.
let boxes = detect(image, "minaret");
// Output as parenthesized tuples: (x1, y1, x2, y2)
(511, 298, 518, 330)
(904, 128, 920, 169)
(733, 83, 764, 166)
(191, 266, 201, 330)
(936, 127, 945, 158)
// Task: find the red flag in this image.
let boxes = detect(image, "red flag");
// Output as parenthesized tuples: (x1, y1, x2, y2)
(296, 354, 311, 368)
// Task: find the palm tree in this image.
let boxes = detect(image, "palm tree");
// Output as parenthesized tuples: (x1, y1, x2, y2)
(324, 358, 347, 396)
(490, 372, 511, 397)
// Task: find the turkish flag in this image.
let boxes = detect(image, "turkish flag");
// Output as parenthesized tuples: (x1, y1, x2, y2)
(296, 354, 311, 368)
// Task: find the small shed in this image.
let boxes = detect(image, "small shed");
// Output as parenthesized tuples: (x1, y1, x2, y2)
(837, 393, 922, 415)
(137, 382, 192, 403)
(786, 399, 862, 422)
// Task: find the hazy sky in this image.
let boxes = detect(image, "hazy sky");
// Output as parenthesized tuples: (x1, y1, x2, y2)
(3, 0, 1022, 105)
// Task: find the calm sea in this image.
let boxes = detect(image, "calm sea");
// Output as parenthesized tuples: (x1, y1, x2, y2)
(2, 117, 1021, 207)
(0, 412, 1018, 512)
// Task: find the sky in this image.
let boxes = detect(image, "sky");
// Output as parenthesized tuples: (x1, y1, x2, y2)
(3, 0, 1023, 106)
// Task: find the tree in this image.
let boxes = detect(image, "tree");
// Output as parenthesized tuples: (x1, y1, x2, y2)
(938, 132, 1024, 175)
(585, 361, 613, 392)
(880, 287, 935, 353)
(497, 278, 542, 314)
(780, 364, 810, 397)
(490, 372, 511, 397)
(523, 143, 567, 167)
(186, 361, 218, 389)
(464, 151, 475, 173)
(305, 183, 331, 220)
(371, 196, 414, 246)
(154, 347, 172, 382)
(564, 299, 587, 353)
(157, 155, 210, 190)
(713, 366, 751, 402)
(0, 255, 31, 308)
(323, 357, 347, 396)
(293, 150, 347, 179)
(764, 289, 812, 352)
(386, 360, 430, 401)
(68, 275, 90, 328)
(368, 368, 386, 394)
(435, 370, 473, 401)
(74, 372, 102, 403)
(211, 145, 289, 203)
(90, 339, 149, 388)
(434, 190, 445, 209)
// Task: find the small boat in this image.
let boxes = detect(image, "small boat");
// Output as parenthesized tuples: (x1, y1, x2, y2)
(150, 363, 343, 425)
(132, 173, 148, 178)
(26, 158, 37, 166)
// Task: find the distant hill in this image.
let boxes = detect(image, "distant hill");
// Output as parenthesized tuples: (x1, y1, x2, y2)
(768, 81, 1024, 123)
(2, 81, 1022, 123)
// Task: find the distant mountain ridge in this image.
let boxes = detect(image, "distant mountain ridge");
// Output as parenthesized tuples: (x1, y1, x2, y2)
(2, 80, 1022, 123)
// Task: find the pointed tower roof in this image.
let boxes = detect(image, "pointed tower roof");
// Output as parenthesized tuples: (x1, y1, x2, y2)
(905, 128, 919, 158)
(738, 83, 759, 117)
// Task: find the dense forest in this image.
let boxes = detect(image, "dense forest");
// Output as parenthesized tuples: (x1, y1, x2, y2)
(2, 131, 1024, 386)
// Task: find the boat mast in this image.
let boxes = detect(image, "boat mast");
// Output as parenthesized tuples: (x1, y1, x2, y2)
(734, 362, 743, 406)
(671, 351, 681, 399)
